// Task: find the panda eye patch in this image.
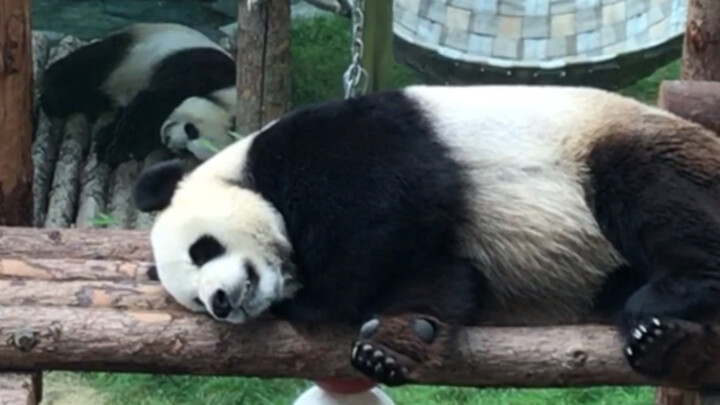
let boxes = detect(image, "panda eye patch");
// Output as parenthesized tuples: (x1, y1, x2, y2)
(184, 123, 200, 140)
(244, 259, 259, 286)
(189, 235, 225, 267)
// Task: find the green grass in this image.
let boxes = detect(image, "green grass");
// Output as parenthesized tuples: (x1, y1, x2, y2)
(45, 14, 684, 405)
(47, 372, 654, 405)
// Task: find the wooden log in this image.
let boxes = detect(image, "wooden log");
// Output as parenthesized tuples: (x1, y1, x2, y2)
(0, 225, 706, 389)
(0, 0, 34, 226)
(235, 0, 291, 135)
(0, 227, 153, 261)
(106, 160, 140, 229)
(0, 304, 656, 387)
(0, 279, 176, 311)
(44, 114, 88, 228)
(0, 373, 41, 405)
(658, 80, 720, 135)
(0, 256, 155, 282)
(682, 0, 720, 81)
(30, 110, 59, 227)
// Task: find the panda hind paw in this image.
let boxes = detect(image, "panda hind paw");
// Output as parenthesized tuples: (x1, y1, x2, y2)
(623, 317, 690, 377)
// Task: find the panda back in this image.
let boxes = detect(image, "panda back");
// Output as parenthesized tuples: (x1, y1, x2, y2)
(101, 23, 230, 106)
(404, 85, 645, 324)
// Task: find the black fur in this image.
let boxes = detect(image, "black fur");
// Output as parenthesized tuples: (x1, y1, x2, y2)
(94, 48, 236, 167)
(40, 31, 134, 120)
(237, 91, 485, 325)
(587, 126, 720, 379)
(40, 27, 236, 168)
(135, 88, 720, 386)
(587, 132, 720, 334)
(133, 158, 187, 212)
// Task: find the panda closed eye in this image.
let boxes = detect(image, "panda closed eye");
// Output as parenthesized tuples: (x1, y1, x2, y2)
(189, 235, 226, 267)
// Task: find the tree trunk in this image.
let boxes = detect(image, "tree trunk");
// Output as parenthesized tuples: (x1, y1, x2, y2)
(235, 0, 291, 136)
(0, 373, 41, 405)
(0, 0, 33, 226)
(657, 80, 720, 135)
(682, 0, 720, 81)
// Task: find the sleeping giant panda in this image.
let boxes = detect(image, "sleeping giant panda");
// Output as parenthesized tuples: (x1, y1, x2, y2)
(160, 89, 238, 161)
(40, 23, 237, 167)
(133, 85, 720, 387)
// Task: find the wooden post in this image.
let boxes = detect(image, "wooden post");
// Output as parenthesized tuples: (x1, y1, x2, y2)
(0, 0, 33, 226)
(0, 1, 40, 403)
(657, 80, 720, 134)
(656, 2, 720, 404)
(682, 0, 720, 81)
(360, 0, 393, 93)
(235, 0, 291, 136)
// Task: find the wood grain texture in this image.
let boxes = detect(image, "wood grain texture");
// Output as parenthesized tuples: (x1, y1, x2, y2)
(658, 80, 720, 135)
(0, 305, 658, 387)
(682, 0, 720, 81)
(0, 0, 33, 226)
(0, 226, 716, 388)
(235, 0, 291, 135)
(0, 373, 41, 405)
(0, 226, 152, 261)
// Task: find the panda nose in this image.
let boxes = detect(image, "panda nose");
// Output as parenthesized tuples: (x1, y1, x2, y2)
(211, 289, 232, 319)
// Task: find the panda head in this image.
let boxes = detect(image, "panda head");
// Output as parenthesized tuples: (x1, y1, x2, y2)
(161, 96, 236, 161)
(133, 142, 299, 324)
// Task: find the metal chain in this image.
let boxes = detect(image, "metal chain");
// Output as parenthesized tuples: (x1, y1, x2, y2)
(343, 0, 368, 99)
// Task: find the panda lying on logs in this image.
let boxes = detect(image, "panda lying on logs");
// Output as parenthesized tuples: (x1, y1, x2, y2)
(40, 23, 237, 166)
(134, 85, 720, 387)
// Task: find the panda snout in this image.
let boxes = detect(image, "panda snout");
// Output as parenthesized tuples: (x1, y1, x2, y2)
(210, 289, 232, 319)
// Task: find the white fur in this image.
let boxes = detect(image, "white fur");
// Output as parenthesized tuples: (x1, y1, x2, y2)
(150, 85, 686, 326)
(150, 127, 296, 323)
(402, 85, 677, 324)
(102, 23, 229, 106)
(161, 90, 237, 161)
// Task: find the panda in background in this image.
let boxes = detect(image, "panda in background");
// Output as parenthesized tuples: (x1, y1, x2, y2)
(40, 22, 237, 167)
(133, 85, 720, 387)
(160, 89, 238, 162)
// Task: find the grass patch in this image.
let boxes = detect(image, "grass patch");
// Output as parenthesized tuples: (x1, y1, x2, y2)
(45, 13, 683, 405)
(620, 60, 681, 103)
(47, 372, 654, 405)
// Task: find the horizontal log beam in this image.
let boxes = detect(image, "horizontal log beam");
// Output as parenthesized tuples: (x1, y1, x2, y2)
(658, 80, 720, 134)
(0, 305, 651, 388)
(0, 226, 711, 388)
(0, 226, 152, 261)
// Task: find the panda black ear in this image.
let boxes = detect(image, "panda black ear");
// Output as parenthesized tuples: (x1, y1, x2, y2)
(133, 159, 187, 212)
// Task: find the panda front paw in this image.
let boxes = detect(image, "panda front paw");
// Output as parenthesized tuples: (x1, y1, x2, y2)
(351, 340, 409, 386)
(349, 316, 440, 386)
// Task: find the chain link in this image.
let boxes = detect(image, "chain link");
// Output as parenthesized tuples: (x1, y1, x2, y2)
(343, 0, 368, 99)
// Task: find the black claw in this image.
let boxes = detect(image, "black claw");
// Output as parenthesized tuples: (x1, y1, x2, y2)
(350, 341, 408, 385)
(624, 317, 674, 370)
(359, 319, 379, 338)
(412, 317, 436, 344)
